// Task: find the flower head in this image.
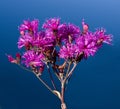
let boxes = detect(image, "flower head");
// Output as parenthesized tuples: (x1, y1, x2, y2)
(76, 33, 98, 58)
(22, 50, 44, 67)
(33, 30, 55, 51)
(95, 28, 112, 46)
(44, 30, 56, 46)
(42, 18, 60, 31)
(82, 19, 89, 33)
(19, 19, 39, 34)
(58, 23, 80, 43)
(59, 43, 78, 59)
(32, 31, 45, 48)
(17, 33, 33, 49)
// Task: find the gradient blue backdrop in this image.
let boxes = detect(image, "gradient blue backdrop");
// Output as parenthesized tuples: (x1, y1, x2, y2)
(0, 0, 120, 109)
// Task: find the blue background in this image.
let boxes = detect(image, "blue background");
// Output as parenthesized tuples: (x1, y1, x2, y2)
(0, 0, 120, 109)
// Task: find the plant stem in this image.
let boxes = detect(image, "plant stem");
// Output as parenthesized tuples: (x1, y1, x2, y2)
(35, 74, 55, 95)
(67, 62, 77, 80)
(60, 81, 67, 109)
(18, 64, 59, 98)
(51, 64, 61, 81)
(60, 62, 77, 109)
(64, 62, 71, 82)
(46, 63, 57, 90)
(18, 64, 33, 73)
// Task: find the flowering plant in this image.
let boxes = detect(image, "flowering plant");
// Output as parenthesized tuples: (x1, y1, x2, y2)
(7, 18, 112, 109)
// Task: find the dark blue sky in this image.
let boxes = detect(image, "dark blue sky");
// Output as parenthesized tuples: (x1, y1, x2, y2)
(0, 0, 120, 109)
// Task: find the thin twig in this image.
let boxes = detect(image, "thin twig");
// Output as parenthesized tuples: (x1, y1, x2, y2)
(52, 65, 61, 81)
(67, 62, 77, 80)
(35, 74, 55, 95)
(18, 64, 58, 97)
(64, 61, 72, 81)
(46, 63, 57, 90)
(18, 64, 33, 73)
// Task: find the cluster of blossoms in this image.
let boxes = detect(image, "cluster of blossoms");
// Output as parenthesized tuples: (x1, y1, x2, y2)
(7, 18, 112, 109)
(7, 18, 112, 75)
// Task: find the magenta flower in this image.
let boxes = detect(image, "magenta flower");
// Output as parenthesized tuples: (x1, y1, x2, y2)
(33, 30, 55, 51)
(76, 33, 98, 58)
(19, 19, 39, 34)
(22, 50, 44, 67)
(94, 28, 112, 45)
(17, 33, 33, 49)
(42, 18, 60, 31)
(59, 43, 77, 59)
(58, 23, 80, 43)
(44, 30, 56, 46)
(32, 31, 45, 48)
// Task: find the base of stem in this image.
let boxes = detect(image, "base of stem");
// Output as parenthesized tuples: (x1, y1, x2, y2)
(61, 103, 67, 109)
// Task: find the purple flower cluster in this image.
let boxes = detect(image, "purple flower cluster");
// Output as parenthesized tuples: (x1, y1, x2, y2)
(59, 20, 112, 59)
(7, 18, 113, 109)
(8, 18, 112, 73)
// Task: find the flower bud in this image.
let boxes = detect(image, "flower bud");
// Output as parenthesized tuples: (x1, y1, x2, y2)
(7, 55, 17, 64)
(20, 31, 24, 35)
(16, 53, 21, 64)
(82, 19, 89, 33)
(83, 24, 89, 32)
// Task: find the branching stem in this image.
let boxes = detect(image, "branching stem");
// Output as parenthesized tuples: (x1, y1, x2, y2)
(18, 64, 58, 98)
